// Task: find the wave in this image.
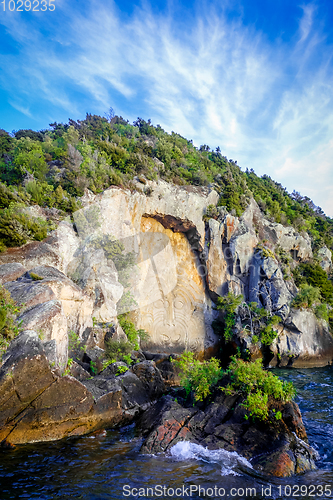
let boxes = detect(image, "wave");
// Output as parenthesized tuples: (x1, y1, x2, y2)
(169, 441, 253, 476)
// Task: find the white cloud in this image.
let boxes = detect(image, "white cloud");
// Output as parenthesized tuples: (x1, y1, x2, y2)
(1, 0, 333, 215)
(8, 101, 32, 118)
(298, 4, 315, 43)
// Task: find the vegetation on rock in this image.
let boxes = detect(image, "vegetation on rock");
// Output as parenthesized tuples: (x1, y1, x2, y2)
(0, 285, 21, 359)
(214, 292, 281, 348)
(1, 114, 333, 254)
(173, 351, 223, 401)
(105, 339, 133, 364)
(117, 314, 149, 350)
(174, 351, 295, 421)
(223, 357, 295, 421)
(215, 292, 243, 342)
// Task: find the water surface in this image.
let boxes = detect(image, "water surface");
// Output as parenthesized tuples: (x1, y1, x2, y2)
(0, 367, 333, 499)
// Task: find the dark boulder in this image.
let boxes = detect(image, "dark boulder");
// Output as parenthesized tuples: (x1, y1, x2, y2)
(138, 389, 317, 477)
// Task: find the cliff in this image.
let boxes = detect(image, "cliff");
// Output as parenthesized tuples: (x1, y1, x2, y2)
(0, 180, 331, 368)
(0, 178, 328, 476)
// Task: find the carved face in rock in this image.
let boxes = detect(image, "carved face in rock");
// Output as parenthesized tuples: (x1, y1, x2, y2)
(139, 277, 205, 351)
(136, 218, 207, 353)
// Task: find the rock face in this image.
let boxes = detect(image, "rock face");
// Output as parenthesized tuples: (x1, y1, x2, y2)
(0, 181, 219, 358)
(207, 199, 312, 302)
(318, 246, 332, 273)
(2, 266, 94, 368)
(248, 253, 294, 320)
(0, 331, 164, 445)
(0, 181, 330, 366)
(134, 217, 216, 353)
(18, 300, 68, 368)
(139, 392, 317, 477)
(271, 309, 333, 368)
(0, 263, 27, 284)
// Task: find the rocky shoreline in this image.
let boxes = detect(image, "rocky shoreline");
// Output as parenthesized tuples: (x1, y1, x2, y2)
(0, 180, 330, 478)
(0, 329, 317, 478)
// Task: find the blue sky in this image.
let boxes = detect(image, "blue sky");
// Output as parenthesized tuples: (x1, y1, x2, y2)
(1, 0, 333, 215)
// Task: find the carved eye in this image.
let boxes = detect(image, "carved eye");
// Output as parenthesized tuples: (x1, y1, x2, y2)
(174, 298, 184, 309)
(154, 300, 165, 309)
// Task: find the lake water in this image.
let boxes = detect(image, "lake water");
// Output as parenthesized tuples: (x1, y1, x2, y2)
(0, 367, 333, 499)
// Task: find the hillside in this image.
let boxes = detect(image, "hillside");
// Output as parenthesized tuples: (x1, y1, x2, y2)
(0, 113, 333, 253)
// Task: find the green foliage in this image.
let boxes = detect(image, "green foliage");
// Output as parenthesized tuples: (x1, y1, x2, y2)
(116, 365, 129, 376)
(244, 390, 268, 421)
(0, 203, 47, 249)
(260, 316, 281, 346)
(63, 357, 74, 376)
(257, 244, 276, 260)
(0, 295, 21, 359)
(90, 361, 97, 375)
(252, 335, 259, 344)
(1, 112, 333, 258)
(292, 284, 321, 309)
(314, 303, 330, 322)
(173, 351, 223, 402)
(274, 410, 282, 420)
(216, 293, 243, 342)
(68, 330, 81, 351)
(117, 314, 148, 350)
(203, 204, 219, 221)
(101, 359, 113, 371)
(122, 353, 133, 366)
(293, 262, 333, 303)
(0, 307, 7, 332)
(105, 338, 132, 363)
(223, 357, 295, 421)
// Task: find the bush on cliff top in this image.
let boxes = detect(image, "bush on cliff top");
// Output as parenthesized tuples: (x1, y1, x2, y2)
(1, 113, 333, 254)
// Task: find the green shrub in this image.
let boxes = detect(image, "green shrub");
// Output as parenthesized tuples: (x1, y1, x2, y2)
(293, 262, 333, 303)
(90, 361, 97, 375)
(68, 330, 81, 351)
(0, 204, 47, 248)
(63, 357, 73, 376)
(117, 314, 148, 350)
(292, 284, 321, 309)
(223, 357, 295, 421)
(203, 204, 219, 221)
(216, 292, 243, 342)
(116, 365, 129, 376)
(173, 351, 223, 401)
(314, 303, 329, 321)
(244, 390, 269, 421)
(105, 338, 132, 363)
(260, 316, 280, 346)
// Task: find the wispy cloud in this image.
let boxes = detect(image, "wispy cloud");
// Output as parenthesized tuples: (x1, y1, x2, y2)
(298, 4, 315, 43)
(0, 0, 333, 214)
(8, 100, 32, 118)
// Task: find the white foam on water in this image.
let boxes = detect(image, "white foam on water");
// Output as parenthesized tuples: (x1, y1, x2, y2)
(169, 441, 253, 476)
